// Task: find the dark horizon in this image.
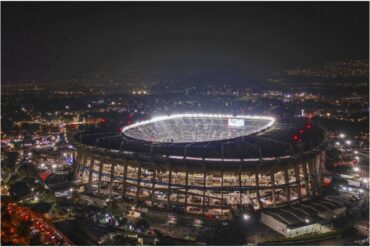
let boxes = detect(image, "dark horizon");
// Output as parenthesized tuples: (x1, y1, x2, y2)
(2, 1, 369, 83)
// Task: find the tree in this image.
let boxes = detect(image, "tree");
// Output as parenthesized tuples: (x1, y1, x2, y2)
(9, 181, 30, 201)
(30, 202, 52, 214)
(16, 221, 32, 237)
(17, 163, 39, 181)
(30, 233, 42, 245)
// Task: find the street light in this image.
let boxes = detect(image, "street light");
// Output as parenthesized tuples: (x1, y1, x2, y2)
(243, 214, 250, 221)
(69, 188, 73, 193)
(339, 133, 346, 139)
(345, 140, 351, 145)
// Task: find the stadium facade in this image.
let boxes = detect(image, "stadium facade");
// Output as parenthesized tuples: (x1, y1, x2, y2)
(71, 114, 326, 218)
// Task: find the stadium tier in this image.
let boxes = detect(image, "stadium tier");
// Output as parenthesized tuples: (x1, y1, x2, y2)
(70, 114, 326, 218)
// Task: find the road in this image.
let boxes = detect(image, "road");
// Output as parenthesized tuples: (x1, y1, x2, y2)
(7, 203, 74, 245)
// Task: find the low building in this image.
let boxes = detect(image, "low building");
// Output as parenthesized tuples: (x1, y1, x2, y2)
(260, 197, 346, 237)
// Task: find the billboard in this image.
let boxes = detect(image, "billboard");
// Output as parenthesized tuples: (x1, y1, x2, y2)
(228, 118, 244, 127)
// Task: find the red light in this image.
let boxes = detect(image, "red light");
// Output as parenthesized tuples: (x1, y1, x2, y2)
(306, 124, 312, 129)
(293, 135, 300, 141)
(299, 129, 304, 134)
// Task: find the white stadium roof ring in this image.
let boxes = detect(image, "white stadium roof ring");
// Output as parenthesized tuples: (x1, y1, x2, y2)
(121, 113, 275, 143)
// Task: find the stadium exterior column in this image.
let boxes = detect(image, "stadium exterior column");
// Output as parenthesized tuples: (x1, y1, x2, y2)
(109, 163, 115, 200)
(88, 156, 95, 185)
(202, 159, 206, 214)
(283, 167, 291, 202)
(81, 153, 88, 180)
(294, 165, 302, 201)
(97, 160, 103, 197)
(271, 173, 276, 206)
(136, 166, 142, 202)
(238, 165, 242, 205)
(76, 151, 82, 164)
(122, 162, 128, 199)
(308, 158, 318, 196)
(167, 167, 172, 209)
(184, 164, 189, 207)
(221, 143, 225, 216)
(221, 162, 224, 216)
(302, 162, 310, 198)
(74, 151, 82, 180)
(176, 190, 179, 205)
(151, 164, 157, 206)
(255, 171, 263, 209)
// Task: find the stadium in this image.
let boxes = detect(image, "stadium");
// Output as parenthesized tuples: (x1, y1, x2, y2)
(71, 113, 326, 218)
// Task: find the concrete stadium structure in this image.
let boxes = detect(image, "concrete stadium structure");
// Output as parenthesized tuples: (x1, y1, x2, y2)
(70, 114, 326, 218)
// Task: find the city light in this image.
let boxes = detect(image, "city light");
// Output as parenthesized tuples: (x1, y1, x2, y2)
(345, 140, 351, 145)
(339, 133, 346, 138)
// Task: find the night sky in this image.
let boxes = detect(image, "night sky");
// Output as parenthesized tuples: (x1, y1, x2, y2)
(2, 1, 369, 83)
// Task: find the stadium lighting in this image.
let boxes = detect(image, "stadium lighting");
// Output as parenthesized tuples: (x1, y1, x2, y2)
(121, 113, 275, 142)
(339, 133, 346, 138)
(305, 219, 310, 224)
